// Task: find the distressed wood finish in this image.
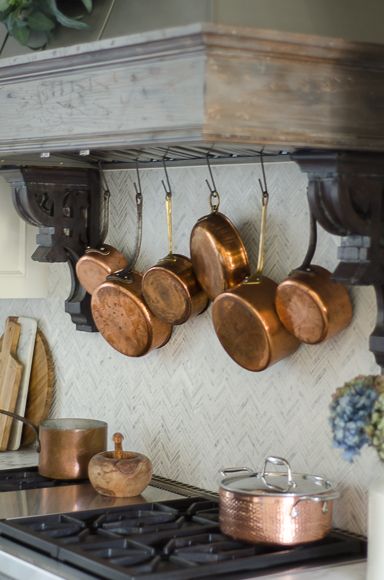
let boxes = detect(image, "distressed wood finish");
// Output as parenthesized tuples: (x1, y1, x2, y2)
(0, 24, 383, 155)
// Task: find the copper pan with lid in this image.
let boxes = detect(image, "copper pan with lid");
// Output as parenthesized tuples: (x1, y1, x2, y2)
(275, 207, 353, 344)
(219, 456, 339, 546)
(190, 157, 250, 300)
(91, 173, 172, 357)
(76, 172, 128, 295)
(142, 162, 208, 325)
(212, 168, 300, 372)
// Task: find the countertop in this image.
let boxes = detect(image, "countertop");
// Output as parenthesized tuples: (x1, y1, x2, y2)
(0, 449, 367, 580)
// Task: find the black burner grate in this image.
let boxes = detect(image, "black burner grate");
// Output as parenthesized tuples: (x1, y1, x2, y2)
(0, 466, 87, 491)
(0, 498, 366, 580)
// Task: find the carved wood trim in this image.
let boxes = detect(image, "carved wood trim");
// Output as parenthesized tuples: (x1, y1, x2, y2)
(3, 167, 107, 332)
(294, 152, 384, 371)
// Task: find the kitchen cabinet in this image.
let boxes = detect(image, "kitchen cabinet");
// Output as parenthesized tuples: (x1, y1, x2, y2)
(0, 176, 47, 299)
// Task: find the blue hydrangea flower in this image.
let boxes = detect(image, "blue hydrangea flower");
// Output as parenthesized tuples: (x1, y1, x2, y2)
(329, 376, 384, 462)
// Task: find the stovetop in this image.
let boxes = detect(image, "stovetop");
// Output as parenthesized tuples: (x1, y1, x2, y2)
(0, 466, 86, 491)
(0, 496, 367, 580)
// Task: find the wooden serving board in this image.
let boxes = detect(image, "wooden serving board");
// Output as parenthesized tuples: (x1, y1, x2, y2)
(0, 319, 23, 451)
(21, 329, 54, 447)
(7, 317, 37, 451)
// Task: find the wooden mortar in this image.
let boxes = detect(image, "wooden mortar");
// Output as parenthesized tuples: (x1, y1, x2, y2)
(88, 432, 152, 497)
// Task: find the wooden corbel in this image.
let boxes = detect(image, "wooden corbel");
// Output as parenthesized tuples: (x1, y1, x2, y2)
(294, 152, 384, 371)
(3, 166, 107, 332)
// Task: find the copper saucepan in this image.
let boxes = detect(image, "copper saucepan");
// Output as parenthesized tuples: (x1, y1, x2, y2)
(76, 181, 128, 295)
(212, 186, 300, 372)
(91, 184, 172, 357)
(190, 159, 250, 300)
(0, 409, 107, 480)
(142, 172, 208, 325)
(275, 210, 353, 344)
(219, 456, 339, 545)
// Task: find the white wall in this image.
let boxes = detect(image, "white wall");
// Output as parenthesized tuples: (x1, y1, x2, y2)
(0, 160, 381, 535)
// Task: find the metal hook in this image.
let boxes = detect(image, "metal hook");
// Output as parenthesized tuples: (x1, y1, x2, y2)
(162, 156, 172, 198)
(133, 159, 143, 204)
(258, 150, 269, 205)
(97, 161, 110, 195)
(205, 154, 218, 195)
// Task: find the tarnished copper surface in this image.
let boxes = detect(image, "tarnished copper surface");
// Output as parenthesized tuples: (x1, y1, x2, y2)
(38, 418, 107, 480)
(190, 212, 250, 300)
(76, 245, 128, 295)
(212, 275, 300, 371)
(91, 272, 172, 357)
(275, 265, 353, 344)
(219, 488, 333, 546)
(142, 254, 208, 325)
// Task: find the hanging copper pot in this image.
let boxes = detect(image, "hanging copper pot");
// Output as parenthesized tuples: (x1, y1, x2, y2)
(142, 168, 208, 325)
(91, 181, 172, 357)
(212, 180, 300, 372)
(190, 158, 250, 300)
(275, 211, 353, 344)
(76, 178, 128, 295)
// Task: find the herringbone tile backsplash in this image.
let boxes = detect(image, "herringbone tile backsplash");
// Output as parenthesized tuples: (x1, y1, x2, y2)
(0, 161, 382, 535)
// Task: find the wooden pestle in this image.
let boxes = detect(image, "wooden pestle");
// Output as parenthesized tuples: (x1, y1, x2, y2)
(113, 432, 124, 459)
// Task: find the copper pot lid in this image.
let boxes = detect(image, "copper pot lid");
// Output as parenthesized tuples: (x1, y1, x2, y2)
(220, 456, 337, 497)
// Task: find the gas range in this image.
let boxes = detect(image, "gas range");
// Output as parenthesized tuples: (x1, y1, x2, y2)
(0, 467, 367, 580)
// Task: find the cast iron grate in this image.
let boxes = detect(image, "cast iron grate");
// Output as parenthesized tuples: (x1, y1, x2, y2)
(0, 497, 366, 580)
(0, 466, 86, 491)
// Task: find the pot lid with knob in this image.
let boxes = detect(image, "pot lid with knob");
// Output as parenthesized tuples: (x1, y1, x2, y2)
(220, 456, 339, 498)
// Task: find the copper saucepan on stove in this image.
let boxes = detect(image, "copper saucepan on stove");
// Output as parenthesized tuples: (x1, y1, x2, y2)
(142, 168, 208, 325)
(275, 210, 353, 344)
(219, 456, 339, 546)
(190, 158, 250, 300)
(0, 409, 107, 480)
(212, 183, 300, 372)
(91, 181, 172, 357)
(76, 179, 128, 295)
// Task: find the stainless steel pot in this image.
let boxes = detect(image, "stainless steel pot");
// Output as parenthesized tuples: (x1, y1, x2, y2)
(219, 456, 339, 546)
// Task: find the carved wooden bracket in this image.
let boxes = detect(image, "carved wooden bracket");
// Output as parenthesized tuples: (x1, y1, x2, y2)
(3, 166, 107, 332)
(294, 152, 384, 371)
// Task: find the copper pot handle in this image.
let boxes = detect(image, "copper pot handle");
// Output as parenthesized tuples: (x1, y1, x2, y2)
(85, 246, 111, 256)
(290, 491, 340, 518)
(260, 456, 295, 492)
(0, 409, 40, 452)
(220, 467, 255, 477)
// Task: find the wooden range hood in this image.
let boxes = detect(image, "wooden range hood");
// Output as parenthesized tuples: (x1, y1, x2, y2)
(0, 23, 384, 367)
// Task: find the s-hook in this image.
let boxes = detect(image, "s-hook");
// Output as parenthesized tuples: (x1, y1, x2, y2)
(205, 154, 220, 213)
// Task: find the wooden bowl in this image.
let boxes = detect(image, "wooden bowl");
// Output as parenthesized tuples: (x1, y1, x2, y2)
(88, 433, 152, 497)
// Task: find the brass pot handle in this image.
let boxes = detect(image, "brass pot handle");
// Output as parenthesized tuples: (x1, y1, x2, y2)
(0, 409, 40, 452)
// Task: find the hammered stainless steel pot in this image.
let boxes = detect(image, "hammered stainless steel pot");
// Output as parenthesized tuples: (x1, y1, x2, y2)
(219, 456, 339, 546)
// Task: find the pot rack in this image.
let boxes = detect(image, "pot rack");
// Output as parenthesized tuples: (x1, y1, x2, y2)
(0, 23, 384, 369)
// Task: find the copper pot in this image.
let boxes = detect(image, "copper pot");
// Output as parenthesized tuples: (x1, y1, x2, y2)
(275, 212, 353, 344)
(212, 190, 300, 371)
(76, 244, 128, 295)
(75, 184, 128, 295)
(91, 270, 172, 357)
(91, 188, 172, 357)
(0, 410, 107, 480)
(142, 187, 208, 325)
(219, 456, 339, 546)
(190, 165, 250, 301)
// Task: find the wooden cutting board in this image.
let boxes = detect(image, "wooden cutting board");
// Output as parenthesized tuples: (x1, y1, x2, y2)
(7, 317, 37, 451)
(0, 318, 23, 451)
(21, 329, 55, 447)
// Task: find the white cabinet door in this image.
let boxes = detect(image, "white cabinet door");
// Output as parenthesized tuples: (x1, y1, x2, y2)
(0, 177, 48, 298)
